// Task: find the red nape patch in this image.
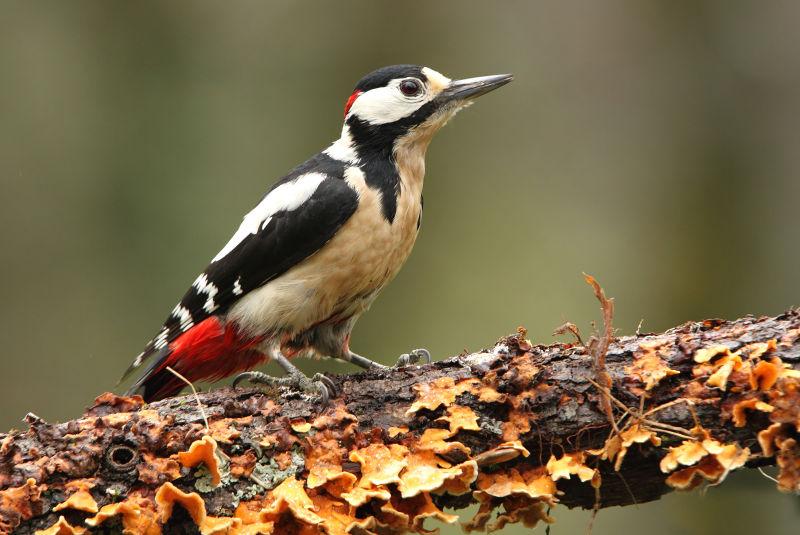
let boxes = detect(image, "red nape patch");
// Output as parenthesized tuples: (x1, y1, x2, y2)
(156, 317, 266, 388)
(344, 90, 362, 117)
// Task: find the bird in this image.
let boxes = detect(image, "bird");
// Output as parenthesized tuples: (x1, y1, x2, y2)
(121, 64, 512, 402)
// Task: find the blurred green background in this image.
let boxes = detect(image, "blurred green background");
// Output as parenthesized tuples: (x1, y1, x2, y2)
(1, 1, 798, 533)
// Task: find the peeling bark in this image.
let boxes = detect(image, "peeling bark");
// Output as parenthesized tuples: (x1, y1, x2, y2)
(1, 311, 799, 534)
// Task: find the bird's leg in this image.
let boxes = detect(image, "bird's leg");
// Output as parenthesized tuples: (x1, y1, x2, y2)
(347, 351, 389, 370)
(347, 348, 432, 370)
(233, 352, 337, 404)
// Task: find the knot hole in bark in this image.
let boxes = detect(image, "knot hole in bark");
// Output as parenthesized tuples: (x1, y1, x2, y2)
(104, 442, 139, 473)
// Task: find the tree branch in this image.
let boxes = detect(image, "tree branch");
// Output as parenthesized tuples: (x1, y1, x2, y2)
(1, 311, 799, 534)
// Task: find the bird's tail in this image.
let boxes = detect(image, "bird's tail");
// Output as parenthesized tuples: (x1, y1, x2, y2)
(123, 317, 268, 402)
(126, 350, 182, 402)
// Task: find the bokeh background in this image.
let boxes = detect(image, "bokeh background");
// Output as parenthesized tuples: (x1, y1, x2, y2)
(1, 1, 799, 533)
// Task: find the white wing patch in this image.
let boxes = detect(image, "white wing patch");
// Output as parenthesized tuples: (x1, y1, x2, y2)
(193, 273, 220, 313)
(212, 172, 327, 262)
(233, 277, 243, 296)
(171, 305, 194, 332)
(154, 326, 169, 349)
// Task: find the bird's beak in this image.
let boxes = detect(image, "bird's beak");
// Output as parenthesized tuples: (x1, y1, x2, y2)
(440, 73, 514, 102)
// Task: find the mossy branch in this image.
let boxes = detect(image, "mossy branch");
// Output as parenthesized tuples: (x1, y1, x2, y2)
(1, 310, 799, 534)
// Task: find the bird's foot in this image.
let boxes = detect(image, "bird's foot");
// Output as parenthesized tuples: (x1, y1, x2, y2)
(233, 370, 337, 404)
(395, 348, 432, 368)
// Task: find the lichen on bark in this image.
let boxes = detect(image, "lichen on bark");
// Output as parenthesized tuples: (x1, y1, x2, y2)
(1, 311, 799, 534)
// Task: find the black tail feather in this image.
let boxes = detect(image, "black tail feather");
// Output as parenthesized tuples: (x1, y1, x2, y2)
(124, 346, 176, 401)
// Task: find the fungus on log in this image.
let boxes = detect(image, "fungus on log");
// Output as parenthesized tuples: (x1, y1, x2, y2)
(1, 310, 799, 534)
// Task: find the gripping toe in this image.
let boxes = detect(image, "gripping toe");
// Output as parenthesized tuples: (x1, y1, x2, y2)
(395, 348, 432, 368)
(232, 370, 335, 405)
(312, 373, 338, 398)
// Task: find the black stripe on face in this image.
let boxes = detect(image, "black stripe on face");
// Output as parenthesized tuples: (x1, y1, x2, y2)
(346, 100, 439, 223)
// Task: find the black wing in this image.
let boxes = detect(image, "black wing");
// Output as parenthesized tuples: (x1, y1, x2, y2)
(122, 153, 358, 381)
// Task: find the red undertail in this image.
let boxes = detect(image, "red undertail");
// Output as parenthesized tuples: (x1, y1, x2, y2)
(139, 317, 267, 402)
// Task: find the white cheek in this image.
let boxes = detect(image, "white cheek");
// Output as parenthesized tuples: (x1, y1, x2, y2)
(348, 86, 427, 125)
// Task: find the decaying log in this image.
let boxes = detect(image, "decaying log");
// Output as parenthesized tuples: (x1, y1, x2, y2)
(1, 311, 799, 534)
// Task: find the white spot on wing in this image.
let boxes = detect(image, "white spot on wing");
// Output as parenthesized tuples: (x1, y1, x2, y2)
(233, 277, 243, 296)
(193, 273, 219, 313)
(171, 305, 194, 332)
(154, 327, 169, 349)
(212, 173, 327, 262)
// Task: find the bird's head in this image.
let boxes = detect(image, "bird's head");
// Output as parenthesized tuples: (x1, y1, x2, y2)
(340, 65, 512, 159)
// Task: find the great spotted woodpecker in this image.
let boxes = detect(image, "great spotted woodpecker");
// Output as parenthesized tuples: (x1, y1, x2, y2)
(121, 65, 512, 402)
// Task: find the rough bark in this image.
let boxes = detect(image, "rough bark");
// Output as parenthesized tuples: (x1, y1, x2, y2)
(1, 311, 799, 535)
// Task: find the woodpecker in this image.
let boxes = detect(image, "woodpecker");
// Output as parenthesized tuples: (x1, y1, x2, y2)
(121, 65, 512, 402)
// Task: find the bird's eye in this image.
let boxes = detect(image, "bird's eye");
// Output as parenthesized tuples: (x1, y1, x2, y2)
(400, 79, 422, 97)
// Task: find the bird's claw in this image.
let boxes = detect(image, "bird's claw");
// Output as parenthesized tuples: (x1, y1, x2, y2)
(395, 348, 432, 368)
(232, 370, 336, 405)
(311, 373, 338, 402)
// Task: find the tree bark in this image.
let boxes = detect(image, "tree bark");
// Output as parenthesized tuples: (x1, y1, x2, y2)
(1, 311, 799, 534)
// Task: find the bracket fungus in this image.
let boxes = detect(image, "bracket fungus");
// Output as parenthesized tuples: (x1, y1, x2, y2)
(0, 310, 799, 533)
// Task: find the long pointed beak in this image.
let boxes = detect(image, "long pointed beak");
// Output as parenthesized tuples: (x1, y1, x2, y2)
(441, 73, 513, 101)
